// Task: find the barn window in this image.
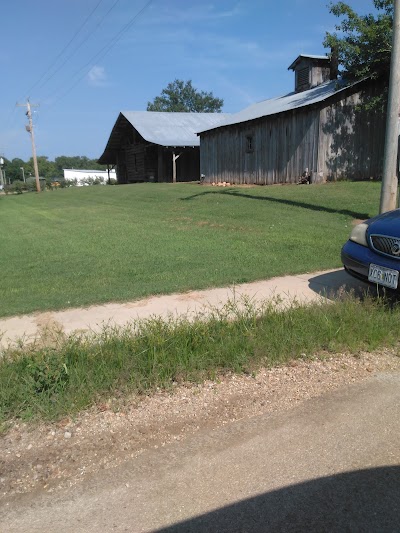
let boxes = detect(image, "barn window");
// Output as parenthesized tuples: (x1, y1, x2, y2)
(245, 135, 254, 153)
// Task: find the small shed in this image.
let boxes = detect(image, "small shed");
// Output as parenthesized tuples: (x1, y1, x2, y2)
(98, 112, 229, 184)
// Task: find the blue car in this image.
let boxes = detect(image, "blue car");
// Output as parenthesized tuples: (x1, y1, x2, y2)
(341, 209, 400, 291)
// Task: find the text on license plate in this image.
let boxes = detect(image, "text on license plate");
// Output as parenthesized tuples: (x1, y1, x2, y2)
(368, 264, 399, 289)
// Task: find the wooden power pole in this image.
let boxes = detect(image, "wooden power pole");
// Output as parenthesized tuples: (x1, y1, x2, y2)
(17, 99, 41, 193)
(380, 0, 400, 213)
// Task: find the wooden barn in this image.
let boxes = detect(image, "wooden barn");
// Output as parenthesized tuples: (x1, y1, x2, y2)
(98, 112, 229, 183)
(199, 55, 386, 185)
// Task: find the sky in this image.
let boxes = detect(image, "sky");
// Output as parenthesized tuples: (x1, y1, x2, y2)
(0, 0, 375, 163)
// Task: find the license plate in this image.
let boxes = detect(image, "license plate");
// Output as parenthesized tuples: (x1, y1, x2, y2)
(368, 264, 399, 289)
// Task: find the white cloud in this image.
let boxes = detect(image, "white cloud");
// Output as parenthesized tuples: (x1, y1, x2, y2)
(144, 2, 244, 25)
(87, 65, 107, 87)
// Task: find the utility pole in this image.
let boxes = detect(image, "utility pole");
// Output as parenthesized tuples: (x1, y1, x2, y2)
(17, 99, 40, 193)
(0, 157, 4, 189)
(380, 0, 400, 213)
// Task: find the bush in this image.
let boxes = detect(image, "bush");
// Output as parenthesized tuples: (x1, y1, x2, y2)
(4, 181, 26, 194)
(14, 182, 24, 194)
(27, 352, 69, 394)
(25, 177, 45, 192)
(80, 176, 105, 186)
(46, 179, 69, 190)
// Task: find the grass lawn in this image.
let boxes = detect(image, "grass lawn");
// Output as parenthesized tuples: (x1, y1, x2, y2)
(0, 181, 381, 318)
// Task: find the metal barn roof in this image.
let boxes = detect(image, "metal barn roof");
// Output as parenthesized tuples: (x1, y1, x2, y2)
(120, 111, 229, 147)
(198, 79, 361, 134)
(98, 111, 230, 164)
(288, 54, 330, 70)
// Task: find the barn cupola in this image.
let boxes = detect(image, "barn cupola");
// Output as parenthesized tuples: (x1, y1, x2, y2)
(288, 54, 332, 93)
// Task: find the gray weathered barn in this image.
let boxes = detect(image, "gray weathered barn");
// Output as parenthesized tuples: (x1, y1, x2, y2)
(199, 55, 385, 185)
(98, 112, 229, 183)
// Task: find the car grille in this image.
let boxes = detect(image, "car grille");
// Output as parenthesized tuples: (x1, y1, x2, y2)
(370, 234, 400, 259)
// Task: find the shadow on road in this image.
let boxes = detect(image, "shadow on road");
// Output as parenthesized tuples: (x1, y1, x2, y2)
(156, 466, 400, 533)
(308, 269, 400, 305)
(308, 269, 375, 300)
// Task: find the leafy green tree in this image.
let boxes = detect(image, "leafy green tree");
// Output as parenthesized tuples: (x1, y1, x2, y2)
(54, 156, 106, 178)
(147, 79, 224, 112)
(2, 155, 107, 182)
(324, 1, 393, 84)
(27, 156, 57, 180)
(3, 158, 26, 183)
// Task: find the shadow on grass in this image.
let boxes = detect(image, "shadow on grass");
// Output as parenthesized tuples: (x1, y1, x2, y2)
(156, 466, 400, 533)
(180, 189, 370, 220)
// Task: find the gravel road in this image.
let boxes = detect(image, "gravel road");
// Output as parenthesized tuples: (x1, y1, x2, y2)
(1, 348, 400, 532)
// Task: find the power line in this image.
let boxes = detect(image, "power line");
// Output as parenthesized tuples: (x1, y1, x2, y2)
(33, 0, 122, 96)
(47, 0, 154, 105)
(24, 0, 106, 98)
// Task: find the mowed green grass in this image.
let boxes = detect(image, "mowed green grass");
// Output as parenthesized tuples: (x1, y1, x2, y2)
(0, 182, 380, 318)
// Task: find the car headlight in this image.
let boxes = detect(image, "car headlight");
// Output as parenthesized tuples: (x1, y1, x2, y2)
(349, 223, 368, 247)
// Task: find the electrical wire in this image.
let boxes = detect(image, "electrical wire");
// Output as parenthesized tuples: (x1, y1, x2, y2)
(47, 0, 154, 106)
(24, 0, 106, 98)
(34, 0, 122, 96)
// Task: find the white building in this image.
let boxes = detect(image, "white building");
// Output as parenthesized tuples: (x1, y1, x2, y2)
(63, 168, 116, 186)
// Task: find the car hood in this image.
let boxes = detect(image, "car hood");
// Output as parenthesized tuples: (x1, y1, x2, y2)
(367, 209, 400, 238)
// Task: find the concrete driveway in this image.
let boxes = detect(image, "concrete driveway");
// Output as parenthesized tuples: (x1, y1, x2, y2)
(0, 268, 370, 350)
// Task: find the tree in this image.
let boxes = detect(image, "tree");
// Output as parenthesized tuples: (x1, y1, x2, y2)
(54, 156, 106, 178)
(27, 156, 56, 180)
(147, 79, 224, 113)
(324, 1, 393, 87)
(3, 155, 106, 183)
(4, 158, 26, 183)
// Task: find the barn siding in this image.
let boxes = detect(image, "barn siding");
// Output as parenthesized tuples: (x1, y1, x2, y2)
(318, 88, 385, 181)
(200, 82, 386, 185)
(114, 129, 201, 184)
(201, 107, 320, 185)
(126, 145, 145, 182)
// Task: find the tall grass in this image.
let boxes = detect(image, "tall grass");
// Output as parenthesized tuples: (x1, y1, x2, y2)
(0, 293, 399, 424)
